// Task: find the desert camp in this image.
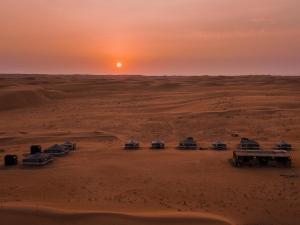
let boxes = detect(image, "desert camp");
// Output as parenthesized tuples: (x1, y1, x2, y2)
(0, 0, 300, 223)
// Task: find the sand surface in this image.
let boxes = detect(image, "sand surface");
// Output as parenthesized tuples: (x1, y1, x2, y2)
(0, 75, 299, 225)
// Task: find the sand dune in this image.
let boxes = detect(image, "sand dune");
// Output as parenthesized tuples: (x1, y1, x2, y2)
(0, 75, 299, 225)
(0, 83, 68, 111)
(0, 131, 118, 146)
(1, 205, 233, 225)
(0, 87, 49, 111)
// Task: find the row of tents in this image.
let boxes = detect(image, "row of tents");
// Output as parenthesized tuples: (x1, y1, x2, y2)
(125, 137, 293, 168)
(125, 137, 221, 150)
(124, 137, 293, 151)
(4, 141, 76, 167)
(2, 138, 293, 168)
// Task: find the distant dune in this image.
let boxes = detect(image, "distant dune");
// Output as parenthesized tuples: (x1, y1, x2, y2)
(0, 75, 299, 225)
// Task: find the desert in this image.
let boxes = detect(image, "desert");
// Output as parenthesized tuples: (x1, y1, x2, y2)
(0, 74, 299, 225)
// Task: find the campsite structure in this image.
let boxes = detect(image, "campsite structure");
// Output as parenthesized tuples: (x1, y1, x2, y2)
(212, 141, 227, 150)
(232, 150, 292, 168)
(124, 140, 140, 150)
(62, 141, 77, 151)
(178, 137, 198, 150)
(275, 141, 292, 151)
(238, 138, 260, 150)
(44, 144, 69, 156)
(30, 145, 42, 154)
(4, 155, 18, 166)
(23, 153, 53, 166)
(151, 140, 165, 150)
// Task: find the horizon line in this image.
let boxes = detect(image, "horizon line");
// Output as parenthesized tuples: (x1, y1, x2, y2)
(0, 73, 299, 77)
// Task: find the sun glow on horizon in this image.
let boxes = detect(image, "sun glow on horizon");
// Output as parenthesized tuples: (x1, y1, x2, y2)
(116, 62, 123, 69)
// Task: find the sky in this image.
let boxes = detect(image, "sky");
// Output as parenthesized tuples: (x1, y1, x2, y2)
(0, 0, 300, 75)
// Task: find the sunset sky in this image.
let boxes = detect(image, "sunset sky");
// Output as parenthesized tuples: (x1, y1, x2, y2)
(0, 0, 299, 75)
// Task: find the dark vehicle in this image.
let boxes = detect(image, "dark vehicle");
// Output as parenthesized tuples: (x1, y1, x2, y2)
(62, 141, 77, 151)
(275, 141, 292, 151)
(212, 141, 227, 150)
(239, 138, 260, 150)
(23, 153, 53, 166)
(178, 137, 198, 150)
(4, 155, 18, 166)
(233, 150, 292, 168)
(151, 140, 165, 150)
(44, 144, 69, 156)
(30, 145, 42, 155)
(124, 140, 140, 150)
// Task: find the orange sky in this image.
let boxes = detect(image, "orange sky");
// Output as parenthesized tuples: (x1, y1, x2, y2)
(0, 0, 299, 75)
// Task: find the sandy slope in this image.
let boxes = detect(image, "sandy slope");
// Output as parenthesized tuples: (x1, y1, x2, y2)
(0, 75, 299, 225)
(1, 205, 232, 225)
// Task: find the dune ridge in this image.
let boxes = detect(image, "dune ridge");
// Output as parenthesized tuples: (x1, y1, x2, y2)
(0, 205, 234, 225)
(0, 130, 119, 146)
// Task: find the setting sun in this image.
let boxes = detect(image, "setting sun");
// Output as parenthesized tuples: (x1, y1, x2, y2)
(116, 62, 123, 69)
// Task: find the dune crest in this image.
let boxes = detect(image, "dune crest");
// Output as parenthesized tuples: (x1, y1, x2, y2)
(0, 205, 234, 225)
(0, 87, 49, 111)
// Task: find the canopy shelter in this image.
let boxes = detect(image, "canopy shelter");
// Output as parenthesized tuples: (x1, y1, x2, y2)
(124, 140, 140, 150)
(233, 150, 292, 167)
(212, 141, 227, 150)
(239, 138, 260, 150)
(151, 140, 165, 149)
(23, 153, 53, 166)
(178, 137, 198, 150)
(44, 144, 69, 156)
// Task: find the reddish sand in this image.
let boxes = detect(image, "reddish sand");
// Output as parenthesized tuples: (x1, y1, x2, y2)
(0, 75, 299, 225)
